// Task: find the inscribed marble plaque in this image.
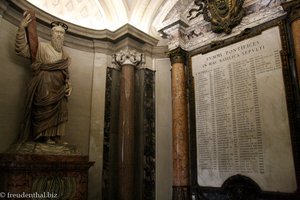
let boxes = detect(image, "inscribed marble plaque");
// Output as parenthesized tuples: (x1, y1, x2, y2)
(192, 27, 296, 192)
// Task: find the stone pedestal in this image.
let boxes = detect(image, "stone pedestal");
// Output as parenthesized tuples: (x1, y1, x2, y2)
(0, 143, 94, 199)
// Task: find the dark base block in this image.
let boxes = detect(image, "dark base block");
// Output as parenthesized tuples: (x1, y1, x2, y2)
(0, 152, 94, 199)
(173, 186, 191, 200)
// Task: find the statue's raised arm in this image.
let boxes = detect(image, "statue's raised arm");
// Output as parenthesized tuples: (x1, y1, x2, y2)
(15, 11, 32, 58)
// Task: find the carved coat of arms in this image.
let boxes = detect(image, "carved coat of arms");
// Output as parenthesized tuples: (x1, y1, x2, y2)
(188, 0, 245, 34)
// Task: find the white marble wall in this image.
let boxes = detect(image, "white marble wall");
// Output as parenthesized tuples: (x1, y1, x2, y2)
(88, 52, 110, 200)
(155, 58, 173, 200)
(0, 18, 31, 152)
(63, 46, 94, 155)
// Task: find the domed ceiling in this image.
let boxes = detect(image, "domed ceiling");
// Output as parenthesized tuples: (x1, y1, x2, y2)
(25, 0, 286, 42)
(26, 0, 181, 37)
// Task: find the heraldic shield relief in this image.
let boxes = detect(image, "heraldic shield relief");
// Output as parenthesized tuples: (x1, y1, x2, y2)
(208, 0, 245, 34)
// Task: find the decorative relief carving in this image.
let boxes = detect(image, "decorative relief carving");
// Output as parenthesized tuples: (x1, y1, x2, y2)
(32, 177, 76, 199)
(113, 47, 143, 67)
(0, 154, 92, 200)
(187, 0, 208, 21)
(159, 22, 189, 51)
(210, 0, 245, 34)
(185, 1, 285, 50)
(111, 54, 121, 70)
(187, 0, 245, 34)
(186, 29, 204, 40)
(168, 47, 187, 65)
(160, 0, 286, 51)
(136, 54, 146, 69)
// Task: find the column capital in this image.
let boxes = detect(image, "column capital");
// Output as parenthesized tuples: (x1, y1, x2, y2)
(282, 0, 300, 22)
(168, 47, 187, 65)
(113, 47, 144, 68)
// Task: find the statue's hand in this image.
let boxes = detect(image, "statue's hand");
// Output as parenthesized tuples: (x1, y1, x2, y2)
(20, 11, 32, 28)
(65, 81, 72, 97)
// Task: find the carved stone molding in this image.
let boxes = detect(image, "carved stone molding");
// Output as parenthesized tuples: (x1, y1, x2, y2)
(136, 54, 146, 69)
(158, 19, 189, 51)
(111, 54, 122, 70)
(158, 0, 285, 51)
(282, 0, 300, 22)
(113, 47, 144, 68)
(168, 47, 187, 65)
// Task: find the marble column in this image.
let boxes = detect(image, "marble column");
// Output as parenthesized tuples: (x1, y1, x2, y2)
(282, 0, 300, 191)
(169, 48, 190, 199)
(114, 48, 143, 200)
(291, 16, 300, 87)
(282, 0, 300, 87)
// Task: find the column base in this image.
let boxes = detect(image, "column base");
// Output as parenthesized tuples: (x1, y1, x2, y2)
(172, 186, 191, 200)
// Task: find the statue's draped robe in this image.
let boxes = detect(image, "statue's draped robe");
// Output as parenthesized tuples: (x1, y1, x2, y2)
(15, 27, 70, 141)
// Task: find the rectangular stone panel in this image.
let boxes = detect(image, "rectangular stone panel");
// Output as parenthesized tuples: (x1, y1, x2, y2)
(191, 26, 296, 192)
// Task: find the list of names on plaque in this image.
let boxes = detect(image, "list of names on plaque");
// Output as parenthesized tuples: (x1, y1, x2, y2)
(192, 27, 296, 192)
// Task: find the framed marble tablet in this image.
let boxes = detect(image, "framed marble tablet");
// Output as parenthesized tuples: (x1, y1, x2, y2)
(190, 24, 299, 197)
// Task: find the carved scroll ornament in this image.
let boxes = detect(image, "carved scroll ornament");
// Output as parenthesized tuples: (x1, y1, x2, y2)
(113, 48, 143, 67)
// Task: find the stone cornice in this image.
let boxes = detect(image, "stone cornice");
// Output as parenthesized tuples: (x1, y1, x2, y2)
(158, 18, 189, 34)
(157, 0, 285, 52)
(1, 0, 160, 55)
(158, 18, 189, 51)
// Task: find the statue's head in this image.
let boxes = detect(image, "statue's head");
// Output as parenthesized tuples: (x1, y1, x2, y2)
(50, 21, 68, 52)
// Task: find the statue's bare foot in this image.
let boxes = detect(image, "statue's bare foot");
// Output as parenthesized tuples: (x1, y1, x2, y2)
(54, 136, 68, 145)
(45, 137, 55, 144)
